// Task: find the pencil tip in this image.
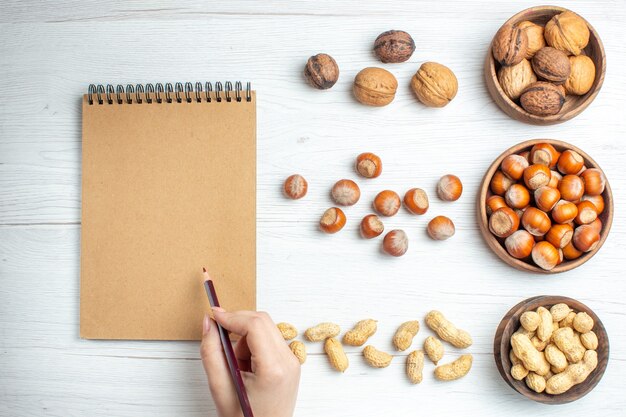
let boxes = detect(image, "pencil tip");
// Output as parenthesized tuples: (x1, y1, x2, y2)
(202, 267, 207, 273)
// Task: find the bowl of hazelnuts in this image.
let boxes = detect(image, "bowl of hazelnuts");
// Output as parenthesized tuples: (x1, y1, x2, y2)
(485, 6, 605, 125)
(477, 139, 613, 273)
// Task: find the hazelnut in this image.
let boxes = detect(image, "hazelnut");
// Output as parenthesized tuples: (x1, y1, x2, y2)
(505, 184, 531, 209)
(497, 59, 537, 101)
(558, 175, 584, 202)
(565, 55, 595, 95)
(589, 217, 603, 234)
(404, 188, 429, 215)
(304, 54, 339, 90)
(522, 207, 552, 236)
(320, 207, 346, 234)
(492, 24, 528, 66)
(356, 152, 382, 178)
(489, 206, 520, 238)
(544, 11, 590, 56)
(549, 170, 563, 189)
(374, 30, 415, 63)
(545, 223, 574, 249)
(523, 164, 551, 190)
(427, 216, 455, 240)
(486, 195, 507, 216)
(534, 186, 561, 212)
(410, 62, 458, 108)
(530, 143, 560, 168)
(331, 179, 361, 206)
(353, 67, 398, 106)
(581, 194, 604, 214)
(575, 201, 598, 225)
(517, 21, 546, 59)
(572, 224, 600, 252)
(383, 229, 408, 256)
(505, 230, 535, 259)
(437, 174, 463, 201)
(563, 241, 583, 260)
(490, 170, 514, 196)
(501, 154, 529, 180)
(580, 168, 606, 196)
(360, 214, 384, 239)
(551, 200, 578, 224)
(283, 174, 308, 199)
(557, 150, 585, 175)
(373, 190, 401, 217)
(520, 81, 565, 116)
(532, 241, 560, 270)
(531, 47, 571, 84)
(518, 150, 530, 162)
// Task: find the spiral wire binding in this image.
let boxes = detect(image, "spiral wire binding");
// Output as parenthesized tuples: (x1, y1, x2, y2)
(87, 82, 252, 105)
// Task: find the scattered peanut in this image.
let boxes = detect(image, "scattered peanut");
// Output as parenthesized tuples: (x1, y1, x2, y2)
(289, 341, 307, 364)
(425, 311, 473, 348)
(406, 350, 425, 384)
(510, 333, 550, 375)
(434, 354, 473, 381)
(546, 350, 598, 395)
(525, 371, 546, 393)
(305, 322, 340, 342)
(580, 331, 599, 350)
(424, 336, 444, 365)
(573, 312, 594, 333)
(277, 322, 298, 340)
(343, 319, 378, 346)
(393, 320, 420, 351)
(324, 337, 349, 372)
(520, 311, 540, 332)
(363, 345, 393, 368)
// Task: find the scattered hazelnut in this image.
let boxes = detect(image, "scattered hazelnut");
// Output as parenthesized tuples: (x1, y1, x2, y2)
(523, 164, 551, 190)
(489, 206, 520, 238)
(486, 195, 508, 216)
(304, 53, 339, 90)
(410, 62, 458, 107)
(532, 241, 560, 270)
(403, 188, 429, 215)
(437, 174, 463, 201)
(522, 207, 552, 236)
(580, 168, 606, 196)
(373, 190, 401, 217)
(545, 223, 574, 249)
(563, 241, 583, 260)
(353, 67, 398, 106)
(505, 230, 535, 259)
(490, 170, 514, 196)
(505, 184, 531, 209)
(551, 200, 578, 224)
(319, 207, 346, 234)
(355, 152, 382, 178)
(501, 154, 530, 180)
(283, 174, 308, 199)
(581, 194, 604, 214)
(360, 214, 384, 239)
(572, 224, 600, 252)
(498, 59, 537, 100)
(534, 186, 561, 212)
(492, 24, 528, 66)
(382, 229, 408, 256)
(557, 150, 585, 175)
(530, 143, 560, 168)
(544, 11, 590, 56)
(331, 179, 361, 206)
(427, 216, 455, 240)
(575, 201, 598, 225)
(516, 21, 546, 59)
(520, 81, 565, 116)
(565, 55, 596, 95)
(374, 30, 415, 63)
(531, 47, 571, 84)
(558, 175, 584, 202)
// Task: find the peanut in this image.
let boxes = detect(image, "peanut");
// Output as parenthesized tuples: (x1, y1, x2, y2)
(573, 312, 594, 333)
(511, 363, 529, 380)
(552, 327, 585, 363)
(525, 372, 546, 393)
(509, 349, 522, 366)
(536, 306, 553, 342)
(424, 336, 444, 365)
(550, 303, 572, 322)
(289, 340, 307, 364)
(510, 333, 550, 375)
(393, 320, 420, 351)
(580, 331, 599, 350)
(544, 343, 568, 373)
(324, 337, 348, 372)
(546, 350, 598, 395)
(277, 322, 298, 340)
(559, 311, 576, 328)
(305, 322, 340, 342)
(343, 319, 377, 346)
(531, 335, 549, 352)
(425, 311, 472, 348)
(363, 345, 393, 368)
(520, 311, 540, 332)
(406, 350, 425, 384)
(434, 354, 473, 381)
(514, 327, 535, 339)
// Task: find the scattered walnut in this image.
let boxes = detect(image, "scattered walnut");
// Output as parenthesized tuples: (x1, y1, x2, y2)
(353, 67, 398, 106)
(374, 30, 415, 63)
(304, 53, 339, 90)
(410, 62, 458, 107)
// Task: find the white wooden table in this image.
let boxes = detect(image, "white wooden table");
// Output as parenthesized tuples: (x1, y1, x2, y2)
(1, 1, 625, 416)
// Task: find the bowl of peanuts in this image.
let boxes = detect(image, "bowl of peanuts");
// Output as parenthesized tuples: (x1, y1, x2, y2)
(494, 296, 609, 404)
(477, 139, 613, 273)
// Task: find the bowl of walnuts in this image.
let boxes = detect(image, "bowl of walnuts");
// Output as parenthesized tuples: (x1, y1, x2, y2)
(485, 6, 605, 125)
(477, 139, 613, 273)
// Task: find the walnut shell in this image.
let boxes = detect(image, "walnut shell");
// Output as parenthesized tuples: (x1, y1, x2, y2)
(565, 55, 596, 95)
(498, 58, 537, 100)
(304, 53, 339, 90)
(353, 67, 398, 106)
(410, 62, 458, 108)
(545, 11, 590, 56)
(520, 81, 565, 116)
(532, 47, 571, 84)
(374, 30, 415, 63)
(492, 24, 528, 67)
(516, 21, 546, 59)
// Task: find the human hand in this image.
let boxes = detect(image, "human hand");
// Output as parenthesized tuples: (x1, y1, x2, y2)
(201, 309, 301, 417)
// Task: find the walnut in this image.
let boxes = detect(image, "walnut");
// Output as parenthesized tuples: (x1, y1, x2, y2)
(532, 47, 571, 84)
(492, 24, 528, 66)
(545, 11, 590, 56)
(516, 21, 546, 59)
(565, 55, 596, 95)
(304, 54, 339, 90)
(374, 30, 415, 63)
(353, 67, 398, 106)
(410, 62, 458, 107)
(520, 81, 565, 116)
(497, 59, 537, 100)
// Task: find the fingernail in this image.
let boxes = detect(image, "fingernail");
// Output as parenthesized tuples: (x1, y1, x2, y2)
(203, 313, 210, 336)
(211, 306, 226, 313)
